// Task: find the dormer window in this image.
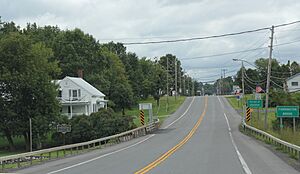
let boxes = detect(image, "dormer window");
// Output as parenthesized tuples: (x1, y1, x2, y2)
(73, 90, 77, 98)
(68, 89, 81, 100)
(291, 82, 298, 86)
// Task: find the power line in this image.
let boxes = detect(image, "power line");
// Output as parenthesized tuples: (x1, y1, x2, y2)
(123, 28, 270, 45)
(270, 80, 284, 89)
(123, 20, 300, 45)
(180, 47, 267, 60)
(193, 69, 238, 79)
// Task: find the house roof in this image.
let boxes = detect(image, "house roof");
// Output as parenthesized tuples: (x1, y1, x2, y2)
(286, 73, 300, 81)
(62, 76, 105, 97)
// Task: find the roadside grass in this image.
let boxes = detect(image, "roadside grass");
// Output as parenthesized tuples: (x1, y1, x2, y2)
(0, 96, 186, 159)
(226, 95, 300, 146)
(125, 96, 186, 127)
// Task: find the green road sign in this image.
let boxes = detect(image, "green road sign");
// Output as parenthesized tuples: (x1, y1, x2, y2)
(276, 106, 299, 118)
(247, 100, 263, 108)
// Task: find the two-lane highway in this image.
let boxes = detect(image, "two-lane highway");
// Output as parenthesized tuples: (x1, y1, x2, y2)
(17, 96, 299, 174)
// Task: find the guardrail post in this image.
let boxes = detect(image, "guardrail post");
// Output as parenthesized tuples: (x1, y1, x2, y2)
(70, 148, 73, 155)
(40, 153, 43, 162)
(17, 158, 20, 168)
(56, 150, 59, 158)
(63, 149, 66, 157)
(49, 152, 51, 160)
(30, 156, 33, 165)
(1, 160, 4, 171)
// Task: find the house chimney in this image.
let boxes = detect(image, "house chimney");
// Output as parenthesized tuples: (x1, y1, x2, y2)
(77, 69, 83, 78)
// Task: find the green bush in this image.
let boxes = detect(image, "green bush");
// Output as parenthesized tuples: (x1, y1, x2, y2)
(52, 108, 135, 144)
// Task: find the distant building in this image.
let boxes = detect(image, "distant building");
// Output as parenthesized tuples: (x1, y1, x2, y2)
(284, 73, 300, 93)
(232, 85, 241, 94)
(54, 76, 108, 119)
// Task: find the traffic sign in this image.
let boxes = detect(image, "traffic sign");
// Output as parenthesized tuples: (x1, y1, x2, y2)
(255, 93, 261, 100)
(139, 103, 152, 110)
(246, 107, 251, 122)
(276, 106, 299, 118)
(140, 110, 145, 125)
(247, 100, 263, 108)
(57, 124, 71, 134)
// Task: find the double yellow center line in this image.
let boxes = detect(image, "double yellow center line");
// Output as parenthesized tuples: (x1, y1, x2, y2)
(134, 96, 208, 174)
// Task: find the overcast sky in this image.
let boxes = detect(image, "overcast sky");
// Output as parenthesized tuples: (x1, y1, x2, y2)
(1, 0, 300, 82)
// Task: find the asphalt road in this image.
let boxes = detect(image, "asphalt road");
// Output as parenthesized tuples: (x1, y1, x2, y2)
(16, 96, 299, 174)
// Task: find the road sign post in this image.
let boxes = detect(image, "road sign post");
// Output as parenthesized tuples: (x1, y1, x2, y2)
(140, 110, 145, 125)
(247, 100, 263, 125)
(139, 103, 153, 124)
(276, 106, 299, 133)
(247, 100, 263, 109)
(57, 124, 71, 145)
(246, 107, 251, 124)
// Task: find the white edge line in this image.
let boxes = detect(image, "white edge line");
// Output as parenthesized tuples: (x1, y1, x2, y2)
(219, 97, 252, 174)
(48, 97, 196, 174)
(47, 134, 155, 174)
(163, 97, 195, 129)
(223, 113, 231, 132)
(229, 131, 252, 174)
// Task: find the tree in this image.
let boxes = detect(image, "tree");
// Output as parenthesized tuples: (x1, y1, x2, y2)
(101, 50, 134, 115)
(290, 61, 300, 75)
(0, 32, 61, 150)
(159, 54, 182, 96)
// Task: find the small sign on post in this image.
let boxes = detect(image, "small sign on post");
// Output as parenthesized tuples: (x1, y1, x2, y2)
(57, 124, 71, 134)
(57, 124, 71, 145)
(247, 100, 263, 109)
(139, 103, 153, 124)
(276, 106, 299, 133)
(140, 110, 145, 125)
(246, 107, 251, 123)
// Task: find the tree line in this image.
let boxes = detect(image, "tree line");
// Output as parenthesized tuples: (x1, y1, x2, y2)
(0, 19, 199, 151)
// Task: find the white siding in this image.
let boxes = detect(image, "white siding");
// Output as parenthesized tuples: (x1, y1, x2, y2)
(287, 75, 300, 92)
(58, 77, 107, 118)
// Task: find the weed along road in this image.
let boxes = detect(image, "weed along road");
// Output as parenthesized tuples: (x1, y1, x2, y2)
(17, 96, 299, 174)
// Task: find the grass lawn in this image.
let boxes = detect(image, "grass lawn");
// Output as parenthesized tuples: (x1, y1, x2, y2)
(226, 95, 300, 146)
(0, 96, 186, 158)
(124, 96, 186, 127)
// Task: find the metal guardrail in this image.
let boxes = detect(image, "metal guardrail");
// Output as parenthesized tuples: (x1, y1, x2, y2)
(0, 120, 159, 171)
(243, 122, 300, 160)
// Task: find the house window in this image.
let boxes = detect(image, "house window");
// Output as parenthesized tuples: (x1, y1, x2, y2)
(291, 82, 298, 86)
(58, 90, 62, 98)
(72, 90, 77, 98)
(78, 89, 81, 98)
(69, 89, 72, 98)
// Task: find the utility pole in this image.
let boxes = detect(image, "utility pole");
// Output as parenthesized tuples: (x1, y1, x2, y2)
(264, 25, 275, 130)
(183, 72, 186, 96)
(166, 56, 169, 111)
(187, 77, 190, 96)
(29, 117, 32, 152)
(179, 71, 182, 96)
(220, 70, 223, 95)
(241, 61, 245, 104)
(192, 81, 195, 96)
(175, 59, 177, 101)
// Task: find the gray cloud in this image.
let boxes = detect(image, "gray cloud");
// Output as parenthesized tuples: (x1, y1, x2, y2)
(1, 0, 300, 81)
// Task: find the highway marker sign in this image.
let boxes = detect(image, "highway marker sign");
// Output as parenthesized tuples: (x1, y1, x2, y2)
(57, 124, 71, 134)
(247, 100, 263, 109)
(276, 106, 299, 118)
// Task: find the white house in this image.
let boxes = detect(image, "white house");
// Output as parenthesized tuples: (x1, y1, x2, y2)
(285, 73, 300, 93)
(55, 76, 108, 119)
